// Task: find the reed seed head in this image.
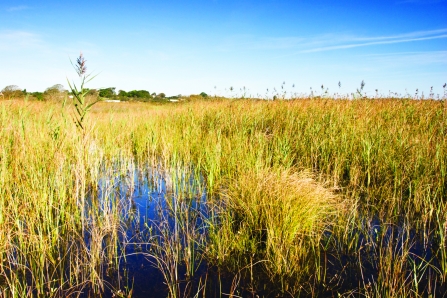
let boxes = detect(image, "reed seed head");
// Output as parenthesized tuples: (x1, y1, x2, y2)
(76, 52, 87, 77)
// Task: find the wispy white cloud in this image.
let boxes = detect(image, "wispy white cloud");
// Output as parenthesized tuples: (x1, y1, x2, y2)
(345, 28, 447, 42)
(0, 30, 43, 51)
(364, 51, 447, 66)
(7, 5, 31, 12)
(269, 29, 447, 55)
(217, 29, 447, 55)
(300, 34, 447, 53)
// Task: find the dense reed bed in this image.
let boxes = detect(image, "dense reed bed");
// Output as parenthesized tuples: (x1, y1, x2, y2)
(0, 98, 446, 297)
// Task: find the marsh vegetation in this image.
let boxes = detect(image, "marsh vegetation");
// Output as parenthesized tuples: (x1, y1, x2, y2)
(0, 95, 446, 297)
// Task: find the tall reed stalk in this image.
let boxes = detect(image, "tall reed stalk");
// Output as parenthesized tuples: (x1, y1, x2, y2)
(67, 52, 99, 133)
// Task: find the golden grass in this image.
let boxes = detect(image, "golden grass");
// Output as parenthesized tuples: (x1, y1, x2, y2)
(208, 168, 340, 280)
(1, 98, 446, 297)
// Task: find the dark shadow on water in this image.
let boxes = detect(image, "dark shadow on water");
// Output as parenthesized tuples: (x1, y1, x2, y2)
(79, 166, 447, 297)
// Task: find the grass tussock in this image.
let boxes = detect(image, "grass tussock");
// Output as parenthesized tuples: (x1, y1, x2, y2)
(209, 168, 340, 279)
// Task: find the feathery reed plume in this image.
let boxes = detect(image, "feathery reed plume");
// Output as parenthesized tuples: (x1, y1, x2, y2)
(76, 52, 87, 77)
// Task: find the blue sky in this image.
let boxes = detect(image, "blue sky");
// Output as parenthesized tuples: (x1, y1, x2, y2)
(1, 0, 446, 97)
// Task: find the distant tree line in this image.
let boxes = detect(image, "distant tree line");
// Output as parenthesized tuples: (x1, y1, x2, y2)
(1, 84, 210, 102)
(95, 87, 187, 102)
(0, 84, 68, 101)
(1, 85, 23, 100)
(99, 87, 176, 102)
